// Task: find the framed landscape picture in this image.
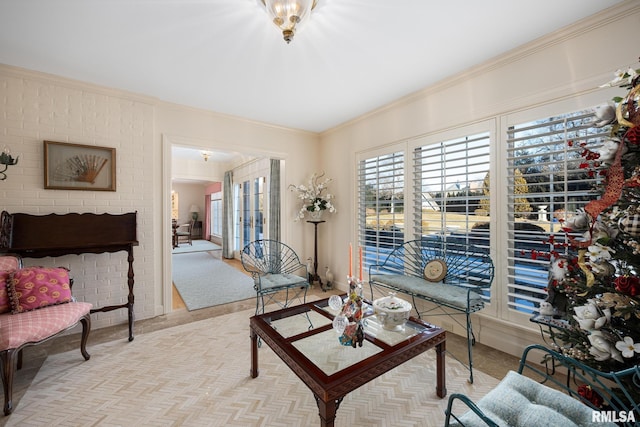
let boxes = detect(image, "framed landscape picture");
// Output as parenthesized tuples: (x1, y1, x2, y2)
(44, 141, 116, 191)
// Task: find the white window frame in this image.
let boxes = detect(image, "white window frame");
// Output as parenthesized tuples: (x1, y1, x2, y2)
(408, 120, 497, 313)
(356, 143, 408, 276)
(499, 91, 614, 325)
(354, 90, 620, 330)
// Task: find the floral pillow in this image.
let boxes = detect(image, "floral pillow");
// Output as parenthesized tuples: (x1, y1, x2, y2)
(7, 267, 72, 313)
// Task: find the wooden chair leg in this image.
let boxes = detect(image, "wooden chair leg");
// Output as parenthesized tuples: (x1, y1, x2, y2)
(80, 313, 91, 361)
(1, 314, 91, 416)
(1, 348, 18, 416)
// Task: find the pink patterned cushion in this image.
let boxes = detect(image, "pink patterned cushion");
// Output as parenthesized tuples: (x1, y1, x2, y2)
(0, 301, 92, 350)
(0, 256, 20, 315)
(0, 271, 10, 315)
(8, 267, 72, 313)
(0, 256, 20, 271)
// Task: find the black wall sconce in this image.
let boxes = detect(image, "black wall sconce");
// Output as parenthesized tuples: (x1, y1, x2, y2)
(0, 146, 19, 181)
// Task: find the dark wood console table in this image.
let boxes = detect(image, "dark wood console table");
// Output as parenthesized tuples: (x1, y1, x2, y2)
(0, 210, 139, 341)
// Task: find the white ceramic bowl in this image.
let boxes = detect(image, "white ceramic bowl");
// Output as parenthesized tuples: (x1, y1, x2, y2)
(373, 293, 412, 331)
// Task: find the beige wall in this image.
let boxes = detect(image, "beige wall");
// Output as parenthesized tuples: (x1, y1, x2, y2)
(0, 68, 158, 331)
(171, 182, 207, 225)
(0, 2, 638, 357)
(0, 66, 318, 333)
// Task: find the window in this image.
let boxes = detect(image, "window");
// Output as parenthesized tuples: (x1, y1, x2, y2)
(210, 192, 222, 237)
(355, 93, 613, 329)
(358, 150, 405, 270)
(253, 176, 265, 241)
(231, 159, 270, 257)
(412, 132, 491, 238)
(234, 183, 241, 251)
(412, 130, 492, 300)
(506, 108, 607, 314)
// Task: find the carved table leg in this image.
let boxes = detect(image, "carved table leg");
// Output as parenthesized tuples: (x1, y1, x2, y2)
(250, 328, 259, 378)
(313, 395, 344, 427)
(316, 396, 339, 427)
(127, 248, 135, 342)
(436, 340, 447, 398)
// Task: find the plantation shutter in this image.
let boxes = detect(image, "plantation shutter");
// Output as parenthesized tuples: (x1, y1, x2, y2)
(358, 151, 405, 271)
(412, 133, 491, 240)
(412, 132, 492, 301)
(505, 109, 608, 313)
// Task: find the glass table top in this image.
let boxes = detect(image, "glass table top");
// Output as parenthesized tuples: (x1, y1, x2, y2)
(266, 300, 438, 376)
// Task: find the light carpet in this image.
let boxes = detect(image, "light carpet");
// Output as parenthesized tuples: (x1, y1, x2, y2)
(6, 308, 499, 427)
(172, 239, 221, 254)
(172, 251, 255, 311)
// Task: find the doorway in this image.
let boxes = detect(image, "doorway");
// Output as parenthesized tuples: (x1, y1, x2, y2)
(164, 137, 284, 315)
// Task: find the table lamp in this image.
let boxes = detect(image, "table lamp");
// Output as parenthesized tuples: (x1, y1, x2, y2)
(189, 205, 200, 221)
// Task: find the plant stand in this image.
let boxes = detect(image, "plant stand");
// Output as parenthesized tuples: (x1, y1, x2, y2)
(307, 220, 326, 290)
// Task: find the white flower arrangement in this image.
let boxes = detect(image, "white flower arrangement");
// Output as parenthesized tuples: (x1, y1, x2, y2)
(289, 172, 336, 221)
(599, 67, 640, 88)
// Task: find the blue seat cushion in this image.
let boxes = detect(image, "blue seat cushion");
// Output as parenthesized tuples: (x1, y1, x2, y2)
(370, 274, 482, 310)
(450, 371, 616, 427)
(257, 273, 308, 293)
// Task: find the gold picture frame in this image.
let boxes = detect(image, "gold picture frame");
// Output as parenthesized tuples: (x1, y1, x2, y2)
(44, 141, 116, 191)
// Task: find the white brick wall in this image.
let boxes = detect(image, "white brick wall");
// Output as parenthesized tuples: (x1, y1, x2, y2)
(0, 68, 156, 333)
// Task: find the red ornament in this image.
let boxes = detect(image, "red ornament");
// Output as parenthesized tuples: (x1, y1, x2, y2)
(625, 127, 640, 146)
(614, 275, 640, 296)
(578, 384, 603, 408)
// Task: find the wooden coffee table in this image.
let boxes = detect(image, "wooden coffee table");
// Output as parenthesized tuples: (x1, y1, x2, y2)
(249, 296, 446, 427)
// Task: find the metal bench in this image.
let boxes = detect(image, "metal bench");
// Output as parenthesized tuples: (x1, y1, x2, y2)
(368, 238, 494, 383)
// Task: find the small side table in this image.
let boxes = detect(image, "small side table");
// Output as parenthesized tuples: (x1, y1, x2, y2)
(530, 314, 571, 346)
(191, 220, 203, 239)
(307, 220, 325, 289)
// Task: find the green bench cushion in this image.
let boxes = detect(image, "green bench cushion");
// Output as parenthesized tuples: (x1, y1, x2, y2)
(450, 371, 616, 427)
(370, 274, 482, 310)
(257, 273, 308, 293)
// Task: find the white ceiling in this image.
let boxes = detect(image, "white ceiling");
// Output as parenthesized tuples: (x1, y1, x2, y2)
(0, 0, 624, 134)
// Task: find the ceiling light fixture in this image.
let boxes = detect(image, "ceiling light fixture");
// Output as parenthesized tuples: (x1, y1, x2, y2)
(261, 0, 318, 44)
(201, 151, 211, 162)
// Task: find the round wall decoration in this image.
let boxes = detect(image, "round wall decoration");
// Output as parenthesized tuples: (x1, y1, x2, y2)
(424, 259, 447, 282)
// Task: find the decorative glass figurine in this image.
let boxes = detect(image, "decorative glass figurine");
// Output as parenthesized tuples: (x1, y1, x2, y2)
(332, 276, 365, 348)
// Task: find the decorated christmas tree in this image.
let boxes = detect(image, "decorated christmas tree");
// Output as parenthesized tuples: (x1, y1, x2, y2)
(547, 58, 640, 373)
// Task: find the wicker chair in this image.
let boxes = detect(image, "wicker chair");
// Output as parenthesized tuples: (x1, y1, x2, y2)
(240, 240, 310, 315)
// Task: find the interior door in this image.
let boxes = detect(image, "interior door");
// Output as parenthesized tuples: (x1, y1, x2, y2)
(234, 175, 266, 257)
